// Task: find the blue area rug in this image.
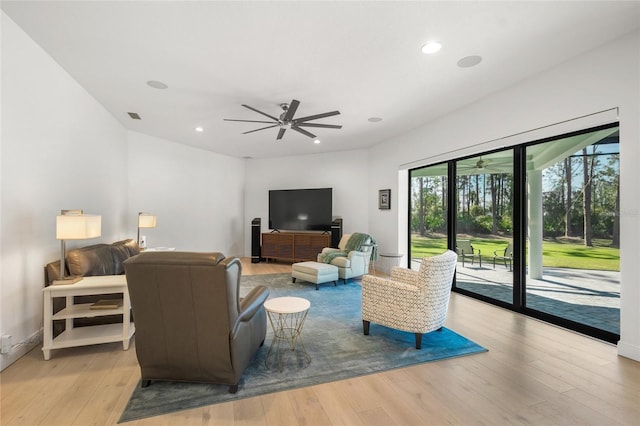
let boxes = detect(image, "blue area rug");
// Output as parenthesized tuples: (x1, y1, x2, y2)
(119, 273, 486, 422)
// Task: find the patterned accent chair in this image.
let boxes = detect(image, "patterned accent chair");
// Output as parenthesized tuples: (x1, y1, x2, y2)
(361, 250, 458, 349)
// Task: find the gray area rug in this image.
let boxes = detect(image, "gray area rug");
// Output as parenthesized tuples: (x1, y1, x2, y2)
(119, 273, 486, 422)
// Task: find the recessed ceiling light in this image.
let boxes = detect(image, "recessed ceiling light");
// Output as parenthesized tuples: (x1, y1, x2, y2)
(368, 117, 383, 123)
(314, 139, 321, 144)
(457, 55, 482, 68)
(195, 126, 204, 132)
(146, 80, 168, 89)
(421, 41, 442, 54)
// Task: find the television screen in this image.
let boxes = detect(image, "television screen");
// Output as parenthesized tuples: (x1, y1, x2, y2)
(269, 188, 332, 231)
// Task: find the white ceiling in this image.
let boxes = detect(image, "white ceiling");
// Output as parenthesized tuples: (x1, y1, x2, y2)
(2, 1, 639, 159)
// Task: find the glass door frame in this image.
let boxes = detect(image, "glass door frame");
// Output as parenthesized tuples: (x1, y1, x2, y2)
(407, 122, 620, 344)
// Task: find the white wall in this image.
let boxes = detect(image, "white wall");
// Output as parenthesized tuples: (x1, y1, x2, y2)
(244, 149, 370, 254)
(0, 12, 247, 371)
(127, 131, 245, 256)
(1, 13, 129, 369)
(367, 31, 640, 360)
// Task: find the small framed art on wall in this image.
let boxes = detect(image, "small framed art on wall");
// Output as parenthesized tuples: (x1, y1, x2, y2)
(379, 189, 391, 210)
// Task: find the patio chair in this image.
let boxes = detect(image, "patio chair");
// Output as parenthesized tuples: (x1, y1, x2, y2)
(456, 239, 481, 267)
(493, 242, 513, 271)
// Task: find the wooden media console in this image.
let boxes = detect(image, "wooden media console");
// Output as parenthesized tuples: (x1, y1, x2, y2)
(261, 232, 330, 262)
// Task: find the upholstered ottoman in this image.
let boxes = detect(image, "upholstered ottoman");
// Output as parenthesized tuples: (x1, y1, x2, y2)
(292, 261, 339, 290)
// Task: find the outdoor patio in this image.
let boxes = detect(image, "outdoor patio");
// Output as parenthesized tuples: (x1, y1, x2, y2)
(410, 259, 620, 335)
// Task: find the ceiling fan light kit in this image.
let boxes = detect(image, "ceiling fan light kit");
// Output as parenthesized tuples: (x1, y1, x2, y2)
(224, 99, 342, 141)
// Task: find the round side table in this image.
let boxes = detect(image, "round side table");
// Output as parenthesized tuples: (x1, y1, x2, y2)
(264, 296, 311, 371)
(379, 252, 404, 274)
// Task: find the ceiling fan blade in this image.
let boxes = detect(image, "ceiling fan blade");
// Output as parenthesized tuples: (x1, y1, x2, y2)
(242, 104, 280, 121)
(242, 124, 279, 135)
(276, 128, 286, 140)
(294, 110, 340, 123)
(292, 126, 316, 139)
(296, 123, 342, 129)
(282, 99, 300, 122)
(224, 119, 276, 124)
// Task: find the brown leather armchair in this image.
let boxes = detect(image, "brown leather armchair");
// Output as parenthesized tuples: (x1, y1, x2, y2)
(123, 251, 269, 393)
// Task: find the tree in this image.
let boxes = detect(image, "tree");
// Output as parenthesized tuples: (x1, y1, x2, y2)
(612, 173, 620, 247)
(564, 157, 573, 237)
(490, 174, 498, 234)
(582, 147, 594, 247)
(418, 177, 426, 236)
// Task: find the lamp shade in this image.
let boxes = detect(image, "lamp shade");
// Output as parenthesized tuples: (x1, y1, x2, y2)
(138, 213, 157, 228)
(56, 214, 102, 240)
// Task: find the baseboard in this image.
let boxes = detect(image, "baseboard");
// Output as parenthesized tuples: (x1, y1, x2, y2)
(617, 339, 640, 362)
(0, 329, 43, 371)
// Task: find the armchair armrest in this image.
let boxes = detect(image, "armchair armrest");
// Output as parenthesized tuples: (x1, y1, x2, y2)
(321, 247, 341, 254)
(326, 250, 365, 271)
(362, 275, 419, 294)
(347, 250, 366, 263)
(493, 249, 510, 257)
(390, 267, 419, 286)
(361, 275, 422, 315)
(231, 285, 269, 339)
(238, 285, 269, 322)
(318, 247, 341, 262)
(347, 250, 368, 274)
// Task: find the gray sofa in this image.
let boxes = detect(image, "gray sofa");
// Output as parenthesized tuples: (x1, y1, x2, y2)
(45, 238, 140, 283)
(44, 239, 140, 333)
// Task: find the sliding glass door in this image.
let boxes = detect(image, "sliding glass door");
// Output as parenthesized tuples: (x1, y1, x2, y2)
(524, 126, 620, 337)
(408, 123, 620, 342)
(454, 150, 514, 305)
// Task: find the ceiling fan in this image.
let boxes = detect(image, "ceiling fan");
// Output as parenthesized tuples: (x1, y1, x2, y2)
(224, 99, 342, 140)
(457, 156, 513, 174)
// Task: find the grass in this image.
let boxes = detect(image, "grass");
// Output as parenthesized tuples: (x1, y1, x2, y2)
(411, 235, 620, 271)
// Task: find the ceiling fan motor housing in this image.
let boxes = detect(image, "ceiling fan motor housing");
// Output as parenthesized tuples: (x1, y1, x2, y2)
(279, 104, 291, 124)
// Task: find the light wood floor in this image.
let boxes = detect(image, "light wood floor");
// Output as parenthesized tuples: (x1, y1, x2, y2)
(1, 259, 639, 425)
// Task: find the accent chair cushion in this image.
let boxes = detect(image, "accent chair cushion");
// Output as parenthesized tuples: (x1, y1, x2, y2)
(330, 256, 351, 268)
(337, 234, 351, 251)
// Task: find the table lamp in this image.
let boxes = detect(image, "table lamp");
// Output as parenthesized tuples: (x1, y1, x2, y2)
(55, 211, 102, 283)
(137, 212, 157, 249)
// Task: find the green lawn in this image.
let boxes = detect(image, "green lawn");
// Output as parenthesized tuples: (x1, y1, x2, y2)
(410, 235, 620, 271)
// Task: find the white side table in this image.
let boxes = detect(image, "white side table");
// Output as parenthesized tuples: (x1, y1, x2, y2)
(379, 253, 404, 275)
(264, 296, 311, 371)
(42, 275, 135, 360)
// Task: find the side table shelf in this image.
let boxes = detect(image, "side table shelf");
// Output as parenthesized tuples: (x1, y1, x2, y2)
(42, 275, 135, 360)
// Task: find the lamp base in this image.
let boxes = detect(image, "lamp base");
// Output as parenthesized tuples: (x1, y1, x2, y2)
(52, 275, 83, 285)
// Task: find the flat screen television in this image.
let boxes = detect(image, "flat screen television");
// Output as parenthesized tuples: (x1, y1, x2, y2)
(269, 188, 332, 231)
